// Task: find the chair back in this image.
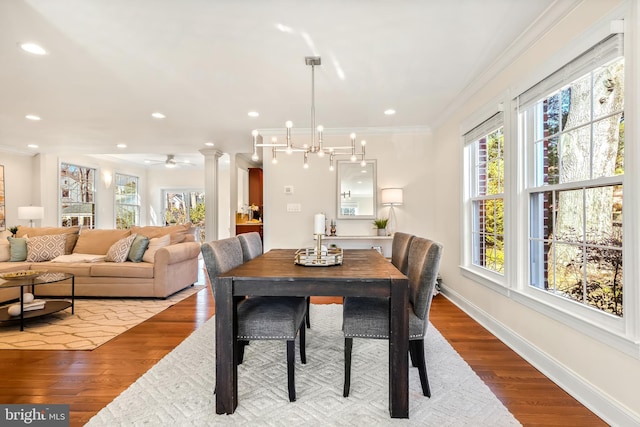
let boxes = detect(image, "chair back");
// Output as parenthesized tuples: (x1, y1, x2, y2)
(391, 232, 415, 275)
(201, 236, 243, 298)
(407, 237, 443, 322)
(237, 232, 263, 261)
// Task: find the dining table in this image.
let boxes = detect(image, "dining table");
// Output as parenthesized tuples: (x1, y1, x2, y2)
(215, 248, 409, 418)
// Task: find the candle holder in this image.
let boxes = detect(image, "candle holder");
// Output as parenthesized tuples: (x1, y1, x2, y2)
(316, 233, 324, 262)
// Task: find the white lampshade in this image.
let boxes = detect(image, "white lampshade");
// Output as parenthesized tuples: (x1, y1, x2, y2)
(18, 206, 44, 220)
(380, 188, 403, 206)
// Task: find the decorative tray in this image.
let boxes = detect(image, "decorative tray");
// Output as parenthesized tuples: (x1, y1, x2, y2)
(294, 248, 343, 267)
(0, 270, 47, 281)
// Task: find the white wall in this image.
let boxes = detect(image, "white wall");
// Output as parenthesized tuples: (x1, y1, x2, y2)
(263, 131, 433, 251)
(0, 151, 35, 228)
(428, 1, 639, 425)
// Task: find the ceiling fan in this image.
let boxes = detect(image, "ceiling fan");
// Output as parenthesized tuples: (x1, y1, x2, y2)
(144, 154, 195, 168)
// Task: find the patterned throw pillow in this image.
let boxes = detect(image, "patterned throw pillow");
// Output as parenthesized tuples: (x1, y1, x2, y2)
(105, 234, 138, 263)
(26, 234, 66, 262)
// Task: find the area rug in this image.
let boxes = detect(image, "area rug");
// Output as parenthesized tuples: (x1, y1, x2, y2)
(87, 304, 521, 426)
(0, 285, 206, 350)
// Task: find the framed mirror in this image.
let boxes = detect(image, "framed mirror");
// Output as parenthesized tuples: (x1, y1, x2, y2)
(337, 159, 377, 220)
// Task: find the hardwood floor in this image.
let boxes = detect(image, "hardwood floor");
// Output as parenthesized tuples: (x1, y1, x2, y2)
(0, 289, 606, 426)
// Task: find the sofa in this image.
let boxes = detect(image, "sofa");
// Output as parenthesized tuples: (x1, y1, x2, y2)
(0, 223, 201, 304)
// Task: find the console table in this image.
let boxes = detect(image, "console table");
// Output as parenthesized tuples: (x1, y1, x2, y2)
(316, 235, 393, 257)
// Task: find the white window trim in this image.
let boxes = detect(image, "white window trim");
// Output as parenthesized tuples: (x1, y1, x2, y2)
(460, 5, 640, 358)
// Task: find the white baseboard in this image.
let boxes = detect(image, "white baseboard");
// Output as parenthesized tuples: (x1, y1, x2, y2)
(440, 285, 640, 427)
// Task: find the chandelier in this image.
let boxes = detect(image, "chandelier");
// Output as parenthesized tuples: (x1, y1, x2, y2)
(251, 56, 367, 170)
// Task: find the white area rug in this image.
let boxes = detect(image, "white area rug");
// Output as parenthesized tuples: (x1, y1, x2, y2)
(87, 304, 521, 426)
(0, 285, 205, 350)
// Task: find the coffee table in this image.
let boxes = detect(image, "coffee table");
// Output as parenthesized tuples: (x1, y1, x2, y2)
(0, 272, 75, 331)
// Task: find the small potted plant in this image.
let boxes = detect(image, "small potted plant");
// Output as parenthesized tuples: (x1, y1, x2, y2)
(372, 218, 389, 236)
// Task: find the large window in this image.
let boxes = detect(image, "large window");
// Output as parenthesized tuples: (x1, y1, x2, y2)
(465, 113, 505, 275)
(60, 163, 96, 228)
(519, 35, 624, 317)
(115, 173, 140, 229)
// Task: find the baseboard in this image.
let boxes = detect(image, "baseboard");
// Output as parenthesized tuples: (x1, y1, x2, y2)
(440, 285, 640, 427)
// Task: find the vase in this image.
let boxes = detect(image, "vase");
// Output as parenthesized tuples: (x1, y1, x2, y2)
(377, 228, 386, 236)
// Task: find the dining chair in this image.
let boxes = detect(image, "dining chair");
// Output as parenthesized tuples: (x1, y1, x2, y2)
(238, 231, 311, 328)
(201, 236, 308, 402)
(391, 231, 415, 275)
(342, 236, 443, 398)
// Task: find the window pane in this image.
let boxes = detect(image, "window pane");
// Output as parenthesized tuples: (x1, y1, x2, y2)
(592, 113, 624, 179)
(558, 126, 591, 183)
(593, 58, 624, 120)
(60, 163, 95, 228)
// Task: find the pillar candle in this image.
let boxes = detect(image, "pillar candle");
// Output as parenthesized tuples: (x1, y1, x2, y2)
(314, 213, 325, 235)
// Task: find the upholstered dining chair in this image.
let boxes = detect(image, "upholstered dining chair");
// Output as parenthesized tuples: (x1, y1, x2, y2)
(342, 236, 443, 398)
(391, 232, 415, 275)
(238, 231, 311, 328)
(201, 236, 308, 402)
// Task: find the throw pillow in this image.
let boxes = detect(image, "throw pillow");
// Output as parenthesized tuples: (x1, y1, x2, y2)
(16, 226, 80, 254)
(26, 234, 67, 262)
(127, 234, 150, 263)
(0, 230, 11, 262)
(132, 222, 192, 244)
(7, 236, 28, 262)
(141, 233, 171, 263)
(105, 234, 138, 263)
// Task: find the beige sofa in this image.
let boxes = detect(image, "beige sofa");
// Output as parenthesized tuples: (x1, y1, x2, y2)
(0, 224, 201, 303)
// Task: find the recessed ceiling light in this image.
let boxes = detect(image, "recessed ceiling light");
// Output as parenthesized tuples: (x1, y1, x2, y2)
(151, 112, 166, 119)
(25, 115, 41, 121)
(204, 142, 215, 147)
(248, 111, 259, 118)
(144, 160, 152, 164)
(384, 109, 396, 115)
(27, 144, 38, 149)
(19, 43, 47, 55)
(276, 23, 293, 33)
(116, 143, 127, 149)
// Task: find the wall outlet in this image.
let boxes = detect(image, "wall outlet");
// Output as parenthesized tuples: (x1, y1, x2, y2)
(284, 185, 294, 194)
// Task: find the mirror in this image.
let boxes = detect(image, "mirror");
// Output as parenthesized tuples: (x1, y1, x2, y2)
(337, 160, 377, 220)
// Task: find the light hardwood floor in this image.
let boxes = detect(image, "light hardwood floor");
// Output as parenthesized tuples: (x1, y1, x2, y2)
(0, 289, 606, 426)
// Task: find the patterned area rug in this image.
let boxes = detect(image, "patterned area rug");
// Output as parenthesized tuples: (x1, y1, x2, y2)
(87, 304, 521, 426)
(0, 285, 206, 350)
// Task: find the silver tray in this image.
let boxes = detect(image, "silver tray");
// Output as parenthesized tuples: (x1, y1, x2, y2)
(294, 248, 343, 266)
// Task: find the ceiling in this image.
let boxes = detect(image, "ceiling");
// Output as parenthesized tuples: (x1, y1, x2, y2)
(0, 0, 563, 169)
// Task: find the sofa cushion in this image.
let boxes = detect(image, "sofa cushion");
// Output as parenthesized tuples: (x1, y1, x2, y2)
(131, 222, 192, 244)
(128, 235, 150, 263)
(105, 234, 137, 262)
(26, 234, 66, 262)
(90, 262, 154, 279)
(73, 229, 132, 255)
(7, 237, 28, 262)
(142, 234, 171, 263)
(16, 226, 80, 254)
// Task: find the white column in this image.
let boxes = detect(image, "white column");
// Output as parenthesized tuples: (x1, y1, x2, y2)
(200, 148, 224, 242)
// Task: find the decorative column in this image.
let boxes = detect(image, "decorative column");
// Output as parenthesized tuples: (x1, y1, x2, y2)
(200, 148, 224, 242)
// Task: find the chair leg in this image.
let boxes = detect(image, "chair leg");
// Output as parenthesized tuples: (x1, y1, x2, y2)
(410, 339, 431, 397)
(299, 321, 307, 364)
(409, 342, 418, 367)
(287, 340, 296, 402)
(236, 340, 248, 365)
(343, 337, 353, 397)
(305, 298, 311, 328)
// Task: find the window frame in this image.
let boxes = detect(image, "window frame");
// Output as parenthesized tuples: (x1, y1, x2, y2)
(460, 18, 638, 356)
(59, 162, 96, 229)
(114, 173, 140, 229)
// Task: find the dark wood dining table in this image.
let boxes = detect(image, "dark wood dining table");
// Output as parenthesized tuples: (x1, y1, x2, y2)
(215, 248, 409, 418)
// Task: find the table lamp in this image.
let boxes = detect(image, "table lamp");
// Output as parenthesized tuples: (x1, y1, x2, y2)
(18, 206, 44, 228)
